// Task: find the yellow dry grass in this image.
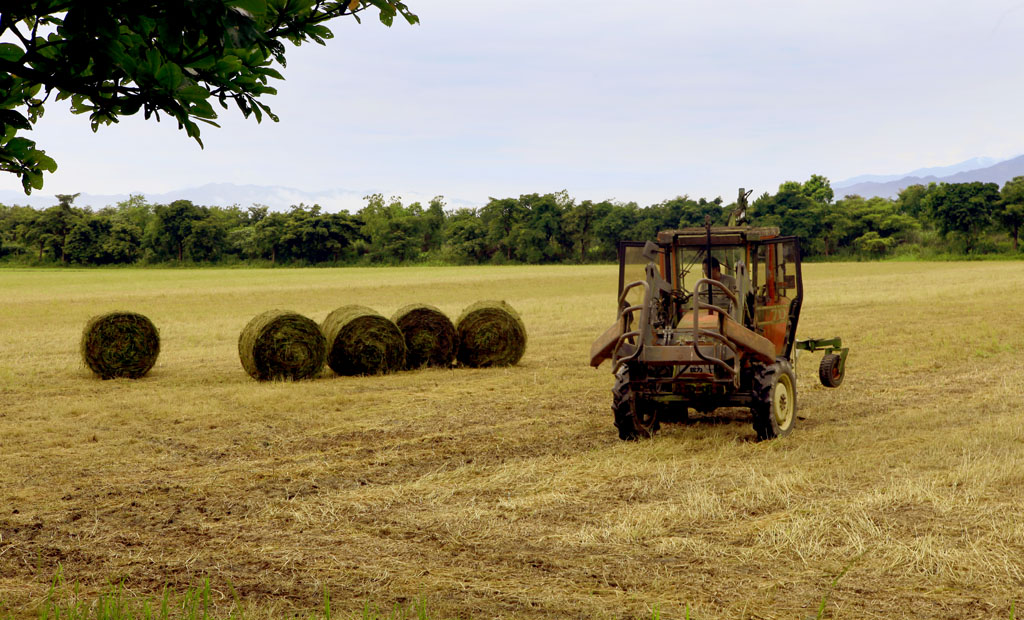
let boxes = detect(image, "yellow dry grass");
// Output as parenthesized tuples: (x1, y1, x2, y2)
(0, 263, 1022, 619)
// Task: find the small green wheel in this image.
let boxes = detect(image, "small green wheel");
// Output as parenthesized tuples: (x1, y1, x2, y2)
(819, 353, 844, 388)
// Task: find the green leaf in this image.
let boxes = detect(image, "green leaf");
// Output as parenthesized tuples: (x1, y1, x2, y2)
(177, 84, 211, 102)
(0, 110, 32, 130)
(256, 66, 284, 81)
(31, 151, 58, 173)
(4, 137, 33, 158)
(216, 55, 244, 74)
(227, 0, 268, 15)
(189, 99, 218, 120)
(156, 62, 184, 90)
(0, 43, 24, 62)
(28, 170, 45, 191)
(185, 55, 217, 71)
(306, 24, 333, 41)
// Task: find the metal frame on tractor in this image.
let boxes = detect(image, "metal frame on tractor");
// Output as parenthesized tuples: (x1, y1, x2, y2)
(590, 191, 848, 441)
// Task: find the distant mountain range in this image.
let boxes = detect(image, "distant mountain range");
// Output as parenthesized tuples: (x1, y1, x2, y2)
(3, 155, 1023, 209)
(833, 154, 1024, 199)
(0, 183, 475, 212)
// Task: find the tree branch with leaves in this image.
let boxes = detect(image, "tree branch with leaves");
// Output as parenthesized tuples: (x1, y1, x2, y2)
(0, 0, 417, 193)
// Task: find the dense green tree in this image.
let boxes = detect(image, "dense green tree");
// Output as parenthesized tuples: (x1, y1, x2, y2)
(853, 231, 895, 256)
(895, 184, 933, 219)
(563, 199, 598, 263)
(148, 199, 204, 261)
(250, 210, 288, 262)
(442, 207, 488, 264)
(358, 194, 424, 262)
(998, 176, 1024, 251)
(15, 206, 51, 259)
(817, 201, 855, 257)
(64, 214, 104, 263)
(323, 211, 361, 262)
(0, 1, 418, 192)
(513, 192, 569, 263)
(801, 174, 834, 205)
(675, 196, 727, 228)
(41, 193, 81, 263)
(922, 182, 1000, 252)
(183, 212, 228, 261)
(480, 197, 527, 261)
(5, 179, 1024, 267)
(102, 219, 144, 263)
(593, 201, 640, 260)
(0, 203, 39, 257)
(420, 196, 445, 253)
(751, 182, 822, 254)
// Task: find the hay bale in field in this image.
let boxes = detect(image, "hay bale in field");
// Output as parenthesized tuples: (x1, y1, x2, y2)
(456, 300, 526, 368)
(321, 305, 406, 375)
(238, 310, 326, 381)
(391, 304, 457, 369)
(81, 311, 160, 379)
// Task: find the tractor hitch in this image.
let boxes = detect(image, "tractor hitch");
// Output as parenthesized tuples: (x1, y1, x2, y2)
(795, 338, 848, 388)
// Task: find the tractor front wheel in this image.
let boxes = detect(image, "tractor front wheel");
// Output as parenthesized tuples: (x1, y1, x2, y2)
(752, 361, 797, 440)
(818, 354, 844, 388)
(613, 365, 659, 440)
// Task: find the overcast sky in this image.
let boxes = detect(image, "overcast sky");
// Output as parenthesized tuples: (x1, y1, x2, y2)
(3, 0, 1023, 209)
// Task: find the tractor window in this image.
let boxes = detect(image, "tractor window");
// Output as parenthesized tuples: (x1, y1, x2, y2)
(751, 238, 802, 355)
(674, 246, 744, 300)
(618, 242, 649, 307)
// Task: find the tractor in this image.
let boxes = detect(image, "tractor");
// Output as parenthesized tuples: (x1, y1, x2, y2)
(589, 189, 848, 440)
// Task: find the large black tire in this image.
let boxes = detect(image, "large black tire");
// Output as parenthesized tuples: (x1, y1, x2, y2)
(819, 354, 844, 388)
(752, 360, 797, 441)
(612, 365, 659, 440)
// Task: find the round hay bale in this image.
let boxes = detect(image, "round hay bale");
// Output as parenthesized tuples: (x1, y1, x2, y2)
(456, 300, 527, 368)
(81, 311, 160, 379)
(321, 305, 407, 375)
(391, 304, 457, 369)
(238, 310, 326, 381)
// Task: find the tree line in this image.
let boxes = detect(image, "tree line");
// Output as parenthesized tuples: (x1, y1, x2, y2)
(1, 175, 1023, 267)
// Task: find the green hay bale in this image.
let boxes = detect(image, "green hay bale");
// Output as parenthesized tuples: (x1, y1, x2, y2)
(238, 310, 326, 381)
(321, 305, 407, 376)
(391, 304, 457, 369)
(456, 300, 527, 368)
(81, 311, 160, 379)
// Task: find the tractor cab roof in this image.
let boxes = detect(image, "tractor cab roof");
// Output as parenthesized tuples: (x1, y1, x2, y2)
(657, 226, 780, 246)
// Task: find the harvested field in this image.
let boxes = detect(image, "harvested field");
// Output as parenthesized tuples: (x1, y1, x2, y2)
(0, 263, 1022, 619)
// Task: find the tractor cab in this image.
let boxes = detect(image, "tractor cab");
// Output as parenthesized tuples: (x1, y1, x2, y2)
(591, 192, 848, 441)
(623, 227, 802, 353)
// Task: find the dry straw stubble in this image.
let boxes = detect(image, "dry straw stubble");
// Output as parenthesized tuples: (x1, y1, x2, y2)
(80, 311, 160, 379)
(6, 264, 1024, 619)
(456, 300, 527, 367)
(391, 303, 457, 369)
(238, 310, 327, 381)
(321, 304, 406, 375)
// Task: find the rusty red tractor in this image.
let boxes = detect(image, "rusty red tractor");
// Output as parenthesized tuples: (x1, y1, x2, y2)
(590, 191, 848, 440)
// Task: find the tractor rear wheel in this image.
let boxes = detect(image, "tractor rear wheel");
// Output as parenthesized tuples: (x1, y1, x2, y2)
(752, 360, 797, 440)
(818, 354, 844, 387)
(613, 365, 659, 440)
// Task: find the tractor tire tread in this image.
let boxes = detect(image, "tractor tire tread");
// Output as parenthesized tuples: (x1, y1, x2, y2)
(819, 354, 844, 388)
